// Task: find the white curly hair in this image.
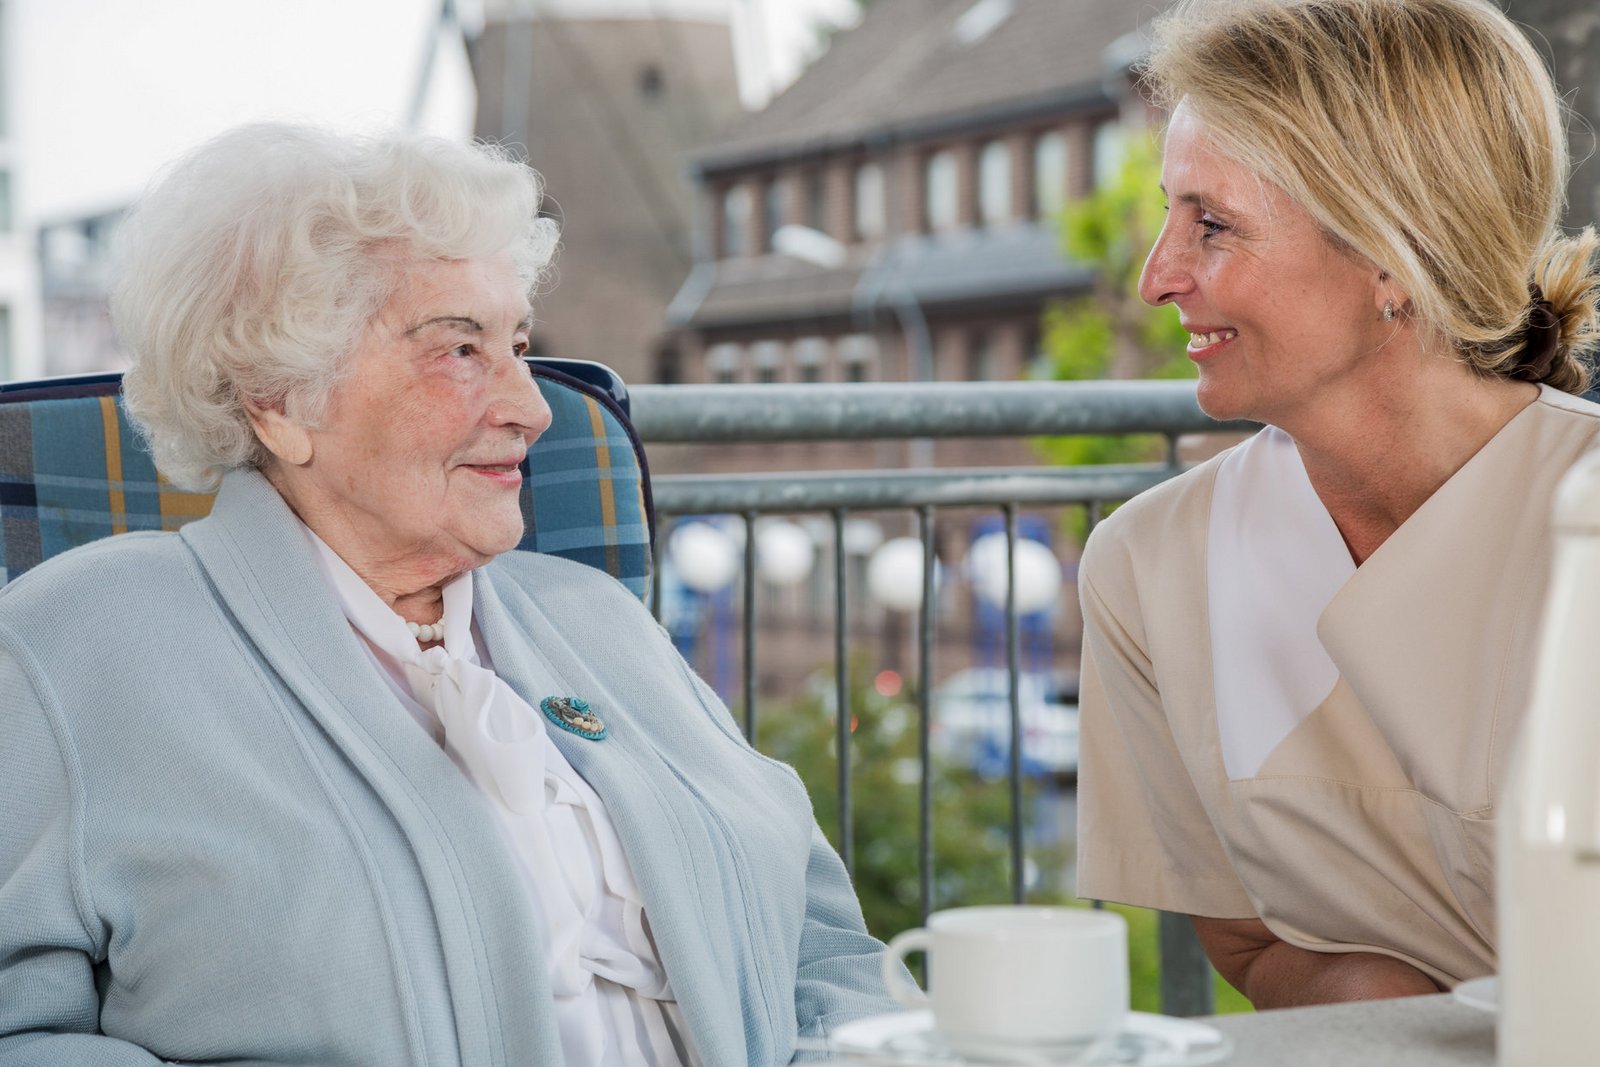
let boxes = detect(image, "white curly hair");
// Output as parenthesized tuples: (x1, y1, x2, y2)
(111, 123, 561, 490)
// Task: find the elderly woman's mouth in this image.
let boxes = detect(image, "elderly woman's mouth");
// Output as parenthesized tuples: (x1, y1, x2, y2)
(462, 461, 524, 484)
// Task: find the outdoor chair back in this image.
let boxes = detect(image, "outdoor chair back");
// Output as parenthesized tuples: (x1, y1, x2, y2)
(0, 358, 654, 598)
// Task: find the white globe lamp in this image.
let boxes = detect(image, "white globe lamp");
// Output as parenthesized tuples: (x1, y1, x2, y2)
(755, 521, 816, 587)
(967, 532, 1062, 615)
(867, 537, 940, 612)
(669, 522, 740, 594)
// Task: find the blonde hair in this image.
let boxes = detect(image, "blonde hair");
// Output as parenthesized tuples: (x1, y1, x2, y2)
(1144, 0, 1599, 392)
(112, 123, 561, 490)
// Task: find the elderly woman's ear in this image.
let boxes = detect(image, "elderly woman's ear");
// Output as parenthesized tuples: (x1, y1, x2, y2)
(244, 398, 314, 467)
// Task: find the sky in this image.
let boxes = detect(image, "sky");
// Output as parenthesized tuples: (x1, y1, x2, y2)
(13, 0, 858, 224)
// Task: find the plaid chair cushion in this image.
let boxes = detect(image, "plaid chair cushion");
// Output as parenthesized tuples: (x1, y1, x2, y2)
(0, 363, 654, 600)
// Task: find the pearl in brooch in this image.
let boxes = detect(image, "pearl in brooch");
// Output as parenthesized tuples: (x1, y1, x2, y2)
(406, 620, 444, 644)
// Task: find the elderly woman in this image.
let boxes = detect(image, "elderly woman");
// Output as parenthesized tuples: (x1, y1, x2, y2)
(1076, 0, 1600, 1009)
(0, 125, 895, 1064)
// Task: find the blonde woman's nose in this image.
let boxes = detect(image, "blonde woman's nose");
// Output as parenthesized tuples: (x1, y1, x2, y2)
(1138, 225, 1192, 308)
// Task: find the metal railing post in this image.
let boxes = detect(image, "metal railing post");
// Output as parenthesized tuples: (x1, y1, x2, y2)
(917, 506, 936, 923)
(833, 508, 853, 876)
(1003, 505, 1025, 903)
(1159, 912, 1216, 1017)
(742, 511, 757, 741)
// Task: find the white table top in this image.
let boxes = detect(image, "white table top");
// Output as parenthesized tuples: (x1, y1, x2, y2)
(1206, 993, 1493, 1066)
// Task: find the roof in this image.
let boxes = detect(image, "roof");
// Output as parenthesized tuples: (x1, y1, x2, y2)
(669, 223, 1092, 330)
(694, 0, 1150, 173)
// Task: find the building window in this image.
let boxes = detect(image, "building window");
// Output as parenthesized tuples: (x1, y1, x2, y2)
(840, 333, 878, 383)
(966, 331, 993, 380)
(1092, 120, 1126, 189)
(655, 346, 682, 385)
(794, 336, 827, 383)
(763, 179, 784, 252)
(752, 340, 784, 384)
(977, 141, 1011, 227)
(707, 342, 741, 384)
(638, 65, 664, 98)
(721, 185, 751, 258)
(1033, 131, 1067, 218)
(853, 162, 885, 241)
(806, 171, 826, 233)
(0, 171, 14, 233)
(924, 149, 959, 233)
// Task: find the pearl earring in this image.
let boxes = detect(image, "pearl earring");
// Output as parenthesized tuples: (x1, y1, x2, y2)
(1382, 301, 1396, 322)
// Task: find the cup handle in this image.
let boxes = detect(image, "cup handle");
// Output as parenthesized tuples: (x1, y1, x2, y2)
(881, 927, 932, 1008)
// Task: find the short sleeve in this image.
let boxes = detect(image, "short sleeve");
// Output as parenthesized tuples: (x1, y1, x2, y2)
(1074, 557, 1256, 919)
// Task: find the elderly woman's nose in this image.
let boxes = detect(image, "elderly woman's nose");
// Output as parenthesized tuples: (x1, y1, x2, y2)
(1139, 226, 1190, 307)
(490, 355, 552, 438)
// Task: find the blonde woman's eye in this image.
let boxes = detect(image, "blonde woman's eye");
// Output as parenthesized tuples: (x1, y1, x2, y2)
(1197, 216, 1227, 239)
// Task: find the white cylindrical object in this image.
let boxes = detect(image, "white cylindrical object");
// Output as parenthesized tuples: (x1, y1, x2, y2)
(1498, 448, 1600, 1066)
(882, 906, 1128, 1056)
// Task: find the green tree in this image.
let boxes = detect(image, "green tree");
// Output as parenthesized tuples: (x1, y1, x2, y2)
(1035, 135, 1194, 473)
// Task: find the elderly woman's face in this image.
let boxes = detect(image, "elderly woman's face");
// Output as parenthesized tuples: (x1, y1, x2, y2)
(1139, 102, 1391, 426)
(279, 251, 551, 587)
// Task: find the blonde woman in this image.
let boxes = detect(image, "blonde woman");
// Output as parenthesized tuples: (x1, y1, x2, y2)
(1076, 0, 1600, 1008)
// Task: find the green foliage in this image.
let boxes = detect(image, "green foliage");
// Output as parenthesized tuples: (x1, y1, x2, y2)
(756, 667, 1253, 1015)
(757, 663, 1066, 937)
(1035, 133, 1196, 525)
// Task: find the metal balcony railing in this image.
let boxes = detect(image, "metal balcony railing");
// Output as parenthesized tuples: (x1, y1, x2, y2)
(630, 379, 1255, 1017)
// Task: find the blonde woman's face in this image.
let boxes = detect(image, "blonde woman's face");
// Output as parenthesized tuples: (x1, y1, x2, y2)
(1139, 101, 1392, 427)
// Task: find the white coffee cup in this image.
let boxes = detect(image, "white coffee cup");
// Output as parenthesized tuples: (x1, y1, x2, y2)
(881, 905, 1129, 1056)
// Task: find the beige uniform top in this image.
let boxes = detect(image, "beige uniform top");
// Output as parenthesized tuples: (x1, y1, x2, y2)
(1076, 386, 1600, 987)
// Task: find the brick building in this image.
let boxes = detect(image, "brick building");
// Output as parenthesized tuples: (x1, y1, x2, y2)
(657, 0, 1160, 699)
(472, 0, 746, 386)
(665, 0, 1146, 414)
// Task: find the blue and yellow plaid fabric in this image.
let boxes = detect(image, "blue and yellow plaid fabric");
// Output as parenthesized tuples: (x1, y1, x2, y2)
(0, 364, 654, 600)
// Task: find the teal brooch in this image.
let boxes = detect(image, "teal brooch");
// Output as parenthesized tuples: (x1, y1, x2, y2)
(541, 696, 608, 740)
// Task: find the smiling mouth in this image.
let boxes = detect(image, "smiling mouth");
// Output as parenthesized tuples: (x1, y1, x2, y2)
(1188, 329, 1238, 349)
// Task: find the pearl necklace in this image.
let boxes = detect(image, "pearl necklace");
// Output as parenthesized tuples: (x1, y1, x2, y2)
(406, 620, 445, 644)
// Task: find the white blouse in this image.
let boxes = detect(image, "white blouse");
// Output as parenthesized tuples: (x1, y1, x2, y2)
(1207, 425, 1354, 780)
(303, 528, 699, 1066)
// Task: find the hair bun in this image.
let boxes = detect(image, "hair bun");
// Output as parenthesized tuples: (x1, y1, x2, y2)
(1510, 284, 1563, 382)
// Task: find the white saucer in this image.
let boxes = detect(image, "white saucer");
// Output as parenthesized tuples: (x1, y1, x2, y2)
(826, 1010, 1233, 1066)
(1452, 976, 1498, 1014)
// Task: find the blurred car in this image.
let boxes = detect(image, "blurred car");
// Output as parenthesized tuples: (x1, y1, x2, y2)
(931, 668, 1080, 780)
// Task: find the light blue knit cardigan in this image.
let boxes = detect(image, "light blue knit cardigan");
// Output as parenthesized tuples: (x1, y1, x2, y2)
(0, 469, 898, 1065)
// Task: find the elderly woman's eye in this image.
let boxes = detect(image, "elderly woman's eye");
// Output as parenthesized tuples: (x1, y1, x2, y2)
(514, 341, 529, 356)
(1198, 215, 1227, 238)
(451, 344, 474, 358)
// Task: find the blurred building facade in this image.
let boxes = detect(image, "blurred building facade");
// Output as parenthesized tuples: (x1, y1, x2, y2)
(472, 0, 746, 386)
(37, 207, 122, 376)
(656, 0, 1156, 696)
(664, 0, 1144, 408)
(0, 0, 40, 381)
